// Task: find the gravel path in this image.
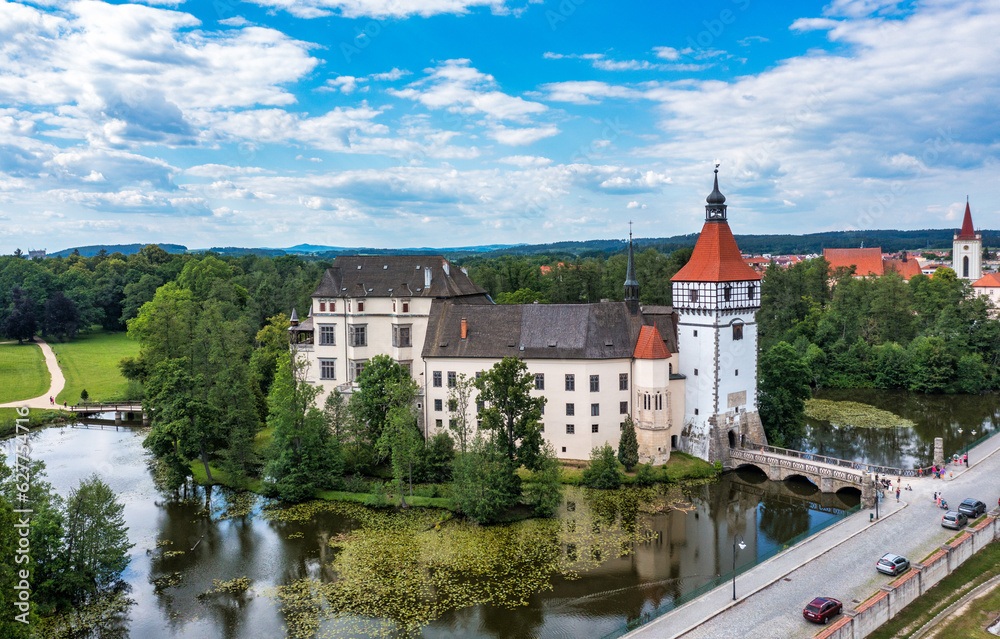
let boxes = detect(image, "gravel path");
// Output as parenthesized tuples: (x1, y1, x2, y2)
(0, 337, 65, 409)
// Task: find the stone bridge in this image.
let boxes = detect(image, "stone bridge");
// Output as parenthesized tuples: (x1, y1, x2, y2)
(730, 443, 877, 506)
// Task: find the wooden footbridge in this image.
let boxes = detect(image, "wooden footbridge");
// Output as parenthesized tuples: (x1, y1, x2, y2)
(64, 402, 147, 426)
(730, 441, 931, 507)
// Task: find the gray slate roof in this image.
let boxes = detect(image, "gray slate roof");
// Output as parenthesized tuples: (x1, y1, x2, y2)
(423, 300, 660, 360)
(639, 305, 679, 354)
(312, 255, 489, 300)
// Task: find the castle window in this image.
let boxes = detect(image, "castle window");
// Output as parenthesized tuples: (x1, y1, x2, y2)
(694, 408, 699, 415)
(319, 301, 326, 312)
(693, 330, 698, 337)
(735, 369, 739, 376)
(669, 363, 673, 374)
(591, 403, 599, 417)
(620, 422, 626, 431)
(724, 284, 731, 302)
(733, 323, 744, 340)
(566, 403, 575, 416)
(447, 371, 456, 387)
(619, 373, 628, 391)
(566, 425, 575, 435)
(402, 300, 409, 313)
(590, 375, 600, 392)
(747, 283, 756, 300)
(434, 399, 442, 411)
(535, 373, 545, 390)
(694, 368, 698, 376)
(357, 301, 365, 312)
(565, 374, 575, 391)
(392, 324, 411, 347)
(348, 324, 367, 347)
(350, 359, 366, 381)
(448, 399, 457, 412)
(689, 289, 699, 303)
(620, 401, 628, 414)
(319, 359, 336, 380)
(432, 371, 442, 387)
(592, 424, 599, 433)
(655, 394, 663, 410)
(319, 324, 336, 345)
(435, 419, 442, 429)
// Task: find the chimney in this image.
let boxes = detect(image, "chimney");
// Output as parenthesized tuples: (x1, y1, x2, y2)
(442, 259, 450, 276)
(424, 267, 432, 288)
(461, 317, 468, 340)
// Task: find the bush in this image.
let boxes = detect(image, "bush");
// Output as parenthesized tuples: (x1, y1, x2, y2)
(343, 475, 368, 494)
(80, 388, 89, 402)
(363, 481, 389, 508)
(582, 444, 622, 490)
(634, 462, 655, 486)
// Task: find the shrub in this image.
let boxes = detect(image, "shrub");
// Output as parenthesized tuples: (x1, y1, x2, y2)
(582, 443, 622, 490)
(343, 475, 368, 494)
(635, 462, 656, 487)
(363, 481, 389, 508)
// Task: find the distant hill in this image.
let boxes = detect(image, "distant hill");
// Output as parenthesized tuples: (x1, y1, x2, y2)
(49, 243, 187, 258)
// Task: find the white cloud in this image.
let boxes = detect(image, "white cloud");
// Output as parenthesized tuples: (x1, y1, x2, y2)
(626, 200, 647, 209)
(540, 81, 640, 104)
(498, 155, 552, 167)
(369, 68, 410, 81)
(186, 164, 269, 178)
(488, 125, 559, 146)
(653, 46, 680, 60)
(325, 75, 360, 94)
(242, 0, 512, 19)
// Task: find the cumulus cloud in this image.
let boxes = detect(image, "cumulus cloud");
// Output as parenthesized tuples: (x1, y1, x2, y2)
(242, 0, 513, 19)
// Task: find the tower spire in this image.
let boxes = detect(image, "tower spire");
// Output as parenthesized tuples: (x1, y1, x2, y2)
(624, 223, 640, 314)
(705, 162, 728, 221)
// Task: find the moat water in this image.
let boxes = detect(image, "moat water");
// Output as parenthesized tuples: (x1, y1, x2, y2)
(4, 391, 997, 638)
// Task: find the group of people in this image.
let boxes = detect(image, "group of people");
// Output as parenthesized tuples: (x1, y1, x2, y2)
(48, 396, 67, 408)
(873, 474, 911, 502)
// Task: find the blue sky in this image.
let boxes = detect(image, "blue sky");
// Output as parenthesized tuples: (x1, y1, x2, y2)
(1, 0, 997, 253)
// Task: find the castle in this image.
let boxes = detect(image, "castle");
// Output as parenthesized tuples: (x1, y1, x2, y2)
(291, 170, 766, 466)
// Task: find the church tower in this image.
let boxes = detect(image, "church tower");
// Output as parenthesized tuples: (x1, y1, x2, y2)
(953, 199, 982, 281)
(670, 167, 766, 465)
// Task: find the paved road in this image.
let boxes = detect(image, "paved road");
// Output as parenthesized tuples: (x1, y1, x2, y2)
(626, 436, 1000, 639)
(0, 337, 65, 409)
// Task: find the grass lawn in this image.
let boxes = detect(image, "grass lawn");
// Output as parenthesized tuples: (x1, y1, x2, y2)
(867, 537, 1000, 638)
(50, 331, 138, 404)
(0, 342, 49, 403)
(0, 408, 73, 437)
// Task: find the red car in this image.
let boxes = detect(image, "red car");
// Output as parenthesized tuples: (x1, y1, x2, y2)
(803, 596, 843, 624)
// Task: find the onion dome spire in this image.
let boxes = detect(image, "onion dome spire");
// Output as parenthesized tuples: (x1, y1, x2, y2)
(705, 162, 728, 221)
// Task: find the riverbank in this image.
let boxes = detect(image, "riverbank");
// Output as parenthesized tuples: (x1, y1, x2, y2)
(0, 407, 73, 437)
(187, 449, 720, 515)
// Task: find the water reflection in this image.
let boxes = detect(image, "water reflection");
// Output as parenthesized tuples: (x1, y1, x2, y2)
(6, 426, 857, 639)
(802, 389, 1000, 467)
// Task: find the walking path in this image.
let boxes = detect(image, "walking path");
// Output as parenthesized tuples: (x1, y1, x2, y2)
(625, 433, 1000, 639)
(0, 338, 65, 409)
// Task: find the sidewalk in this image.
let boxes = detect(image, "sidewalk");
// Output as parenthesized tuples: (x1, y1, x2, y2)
(625, 430, 1000, 639)
(0, 337, 65, 409)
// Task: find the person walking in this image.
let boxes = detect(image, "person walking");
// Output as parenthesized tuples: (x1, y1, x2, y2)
(896, 487, 901, 503)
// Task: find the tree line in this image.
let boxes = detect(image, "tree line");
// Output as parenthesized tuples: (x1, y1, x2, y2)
(756, 259, 1000, 446)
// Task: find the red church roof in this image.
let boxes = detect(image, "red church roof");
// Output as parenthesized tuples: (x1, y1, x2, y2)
(823, 248, 884, 276)
(672, 222, 762, 282)
(883, 258, 922, 280)
(973, 273, 1000, 288)
(633, 325, 671, 359)
(956, 202, 977, 240)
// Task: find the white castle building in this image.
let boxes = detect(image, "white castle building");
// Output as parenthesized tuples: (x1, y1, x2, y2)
(291, 171, 765, 466)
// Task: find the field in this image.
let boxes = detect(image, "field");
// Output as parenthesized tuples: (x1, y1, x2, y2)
(50, 332, 139, 404)
(0, 341, 49, 403)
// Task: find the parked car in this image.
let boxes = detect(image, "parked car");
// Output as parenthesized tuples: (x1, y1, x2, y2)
(803, 596, 843, 624)
(957, 498, 986, 518)
(876, 553, 910, 576)
(942, 511, 969, 530)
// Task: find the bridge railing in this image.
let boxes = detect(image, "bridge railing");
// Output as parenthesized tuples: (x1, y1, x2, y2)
(741, 440, 933, 478)
(68, 402, 143, 412)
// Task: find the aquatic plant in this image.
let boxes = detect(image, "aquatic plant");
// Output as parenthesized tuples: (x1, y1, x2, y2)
(805, 399, 916, 429)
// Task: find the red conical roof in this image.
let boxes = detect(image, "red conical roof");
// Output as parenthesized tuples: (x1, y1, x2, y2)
(957, 201, 977, 240)
(671, 221, 761, 282)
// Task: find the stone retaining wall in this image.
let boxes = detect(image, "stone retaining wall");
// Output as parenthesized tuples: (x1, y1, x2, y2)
(815, 515, 996, 639)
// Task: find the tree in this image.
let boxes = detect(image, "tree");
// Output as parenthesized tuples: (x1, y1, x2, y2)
(378, 403, 423, 507)
(61, 475, 133, 603)
(452, 433, 522, 524)
(3, 286, 37, 344)
(352, 354, 415, 448)
(617, 415, 639, 471)
(43, 291, 79, 340)
(582, 443, 622, 489)
(422, 432, 456, 483)
(447, 373, 476, 453)
(263, 352, 343, 502)
(80, 388, 89, 402)
(907, 336, 955, 393)
(522, 441, 562, 517)
(758, 341, 812, 447)
(957, 353, 987, 394)
(475, 357, 545, 468)
(323, 388, 350, 440)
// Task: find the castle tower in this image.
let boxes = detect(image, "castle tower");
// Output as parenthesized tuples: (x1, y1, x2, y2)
(670, 167, 765, 465)
(953, 199, 982, 281)
(624, 228, 640, 314)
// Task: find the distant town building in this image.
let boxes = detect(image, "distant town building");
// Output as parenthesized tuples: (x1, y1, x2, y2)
(822, 247, 921, 280)
(28, 249, 46, 259)
(952, 200, 982, 281)
(972, 272, 1000, 308)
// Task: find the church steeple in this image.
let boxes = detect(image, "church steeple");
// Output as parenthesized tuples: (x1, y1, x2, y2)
(705, 163, 728, 222)
(624, 224, 640, 315)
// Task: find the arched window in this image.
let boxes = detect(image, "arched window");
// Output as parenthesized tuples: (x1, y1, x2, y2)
(963, 256, 969, 278)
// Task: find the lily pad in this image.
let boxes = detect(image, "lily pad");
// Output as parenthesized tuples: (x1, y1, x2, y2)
(805, 399, 915, 429)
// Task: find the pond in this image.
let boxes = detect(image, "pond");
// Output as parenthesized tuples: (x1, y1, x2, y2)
(802, 388, 1000, 468)
(5, 420, 856, 639)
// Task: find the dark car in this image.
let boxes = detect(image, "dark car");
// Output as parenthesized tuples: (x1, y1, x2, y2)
(803, 596, 843, 624)
(958, 499, 986, 518)
(942, 511, 969, 530)
(876, 553, 910, 576)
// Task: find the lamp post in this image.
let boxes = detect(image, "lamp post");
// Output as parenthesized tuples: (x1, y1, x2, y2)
(958, 428, 963, 465)
(733, 535, 747, 601)
(969, 430, 977, 465)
